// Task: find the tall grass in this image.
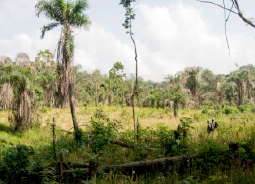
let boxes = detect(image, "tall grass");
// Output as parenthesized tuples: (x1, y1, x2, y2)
(0, 106, 254, 183)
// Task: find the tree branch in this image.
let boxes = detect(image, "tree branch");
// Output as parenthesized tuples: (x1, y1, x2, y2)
(233, 0, 255, 29)
(197, 0, 255, 29)
(196, 0, 237, 14)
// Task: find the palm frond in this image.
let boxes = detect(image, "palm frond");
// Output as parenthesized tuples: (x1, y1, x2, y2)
(70, 14, 91, 29)
(41, 22, 60, 38)
(35, 0, 65, 23)
(72, 0, 89, 16)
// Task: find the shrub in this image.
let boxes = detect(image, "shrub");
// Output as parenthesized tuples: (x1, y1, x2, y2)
(238, 105, 250, 113)
(202, 101, 212, 106)
(41, 107, 47, 113)
(0, 144, 34, 182)
(94, 108, 107, 119)
(89, 119, 115, 152)
(224, 107, 239, 115)
(214, 104, 221, 110)
(201, 107, 208, 114)
(251, 105, 255, 113)
(74, 128, 84, 144)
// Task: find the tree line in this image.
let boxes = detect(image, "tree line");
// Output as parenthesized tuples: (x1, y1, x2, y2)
(1, 51, 255, 127)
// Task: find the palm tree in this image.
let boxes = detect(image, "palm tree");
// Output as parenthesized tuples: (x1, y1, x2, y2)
(185, 67, 202, 97)
(170, 91, 187, 117)
(0, 62, 43, 130)
(35, 0, 91, 138)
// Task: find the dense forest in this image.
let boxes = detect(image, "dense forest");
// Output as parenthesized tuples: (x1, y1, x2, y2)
(1, 0, 255, 183)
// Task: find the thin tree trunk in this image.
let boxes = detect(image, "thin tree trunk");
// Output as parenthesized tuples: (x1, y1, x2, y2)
(132, 94, 136, 141)
(108, 92, 112, 106)
(69, 83, 79, 130)
(122, 91, 124, 109)
(174, 102, 178, 117)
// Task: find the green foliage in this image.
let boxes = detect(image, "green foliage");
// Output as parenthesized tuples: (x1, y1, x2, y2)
(201, 107, 208, 114)
(0, 63, 44, 130)
(202, 100, 212, 106)
(89, 118, 115, 153)
(74, 128, 84, 144)
(193, 112, 203, 122)
(119, 0, 137, 34)
(94, 108, 107, 119)
(41, 107, 48, 113)
(156, 118, 193, 156)
(238, 105, 250, 113)
(224, 106, 239, 115)
(41, 167, 58, 184)
(199, 140, 226, 158)
(156, 125, 177, 155)
(36, 0, 91, 39)
(180, 117, 194, 132)
(0, 144, 34, 181)
(251, 105, 255, 113)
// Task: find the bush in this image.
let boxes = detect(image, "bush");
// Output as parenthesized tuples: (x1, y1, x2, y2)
(94, 108, 107, 119)
(41, 107, 47, 113)
(251, 105, 255, 113)
(0, 144, 34, 182)
(238, 105, 250, 113)
(74, 128, 84, 144)
(202, 101, 212, 106)
(224, 107, 239, 115)
(201, 107, 208, 114)
(214, 104, 221, 110)
(89, 119, 115, 153)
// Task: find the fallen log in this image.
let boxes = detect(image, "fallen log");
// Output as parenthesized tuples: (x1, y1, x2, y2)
(110, 140, 134, 149)
(110, 154, 197, 171)
(39, 154, 197, 175)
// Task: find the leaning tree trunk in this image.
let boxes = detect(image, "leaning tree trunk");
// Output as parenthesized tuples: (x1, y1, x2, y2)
(69, 82, 78, 130)
(67, 66, 80, 142)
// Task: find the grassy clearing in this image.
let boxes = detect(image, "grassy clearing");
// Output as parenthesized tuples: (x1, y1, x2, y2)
(0, 105, 255, 183)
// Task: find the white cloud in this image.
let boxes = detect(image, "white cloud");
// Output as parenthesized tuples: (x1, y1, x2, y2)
(0, 0, 255, 82)
(73, 23, 135, 75)
(0, 31, 58, 60)
(132, 2, 255, 81)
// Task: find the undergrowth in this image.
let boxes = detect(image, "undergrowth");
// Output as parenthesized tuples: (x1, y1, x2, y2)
(0, 107, 255, 183)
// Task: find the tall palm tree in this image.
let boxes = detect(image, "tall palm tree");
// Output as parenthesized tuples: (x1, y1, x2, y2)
(35, 0, 91, 137)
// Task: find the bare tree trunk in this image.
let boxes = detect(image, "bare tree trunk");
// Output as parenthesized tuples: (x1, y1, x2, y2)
(132, 94, 136, 141)
(69, 83, 78, 130)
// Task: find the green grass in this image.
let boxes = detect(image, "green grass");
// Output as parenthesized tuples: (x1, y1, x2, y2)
(0, 106, 255, 183)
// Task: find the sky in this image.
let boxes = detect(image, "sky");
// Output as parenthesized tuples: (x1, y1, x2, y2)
(0, 0, 255, 82)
